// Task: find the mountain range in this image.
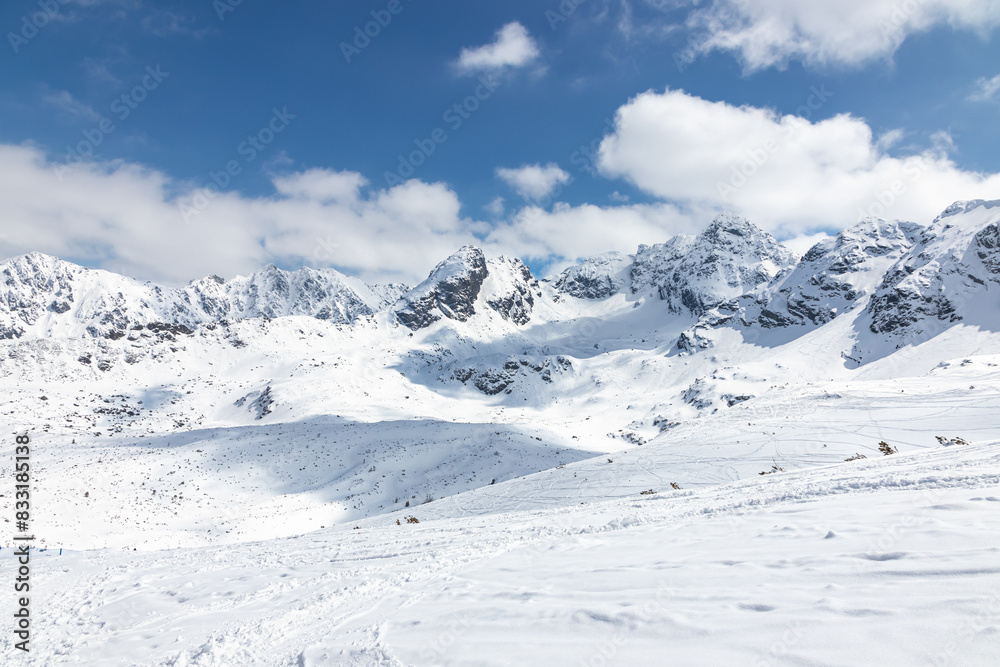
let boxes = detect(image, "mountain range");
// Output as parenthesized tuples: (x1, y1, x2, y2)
(2, 199, 999, 547)
(5, 199, 998, 361)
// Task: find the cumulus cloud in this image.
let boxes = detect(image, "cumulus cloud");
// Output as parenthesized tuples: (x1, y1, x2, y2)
(782, 232, 832, 257)
(483, 201, 702, 273)
(969, 74, 1000, 102)
(0, 143, 710, 285)
(0, 144, 484, 286)
(455, 22, 540, 73)
(484, 196, 506, 217)
(272, 168, 367, 203)
(682, 0, 1000, 71)
(496, 163, 572, 200)
(598, 88, 1000, 236)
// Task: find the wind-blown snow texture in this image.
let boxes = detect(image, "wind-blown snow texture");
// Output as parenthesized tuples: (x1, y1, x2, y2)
(2, 202, 1000, 665)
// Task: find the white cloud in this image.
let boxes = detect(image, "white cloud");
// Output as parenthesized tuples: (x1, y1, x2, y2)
(0, 143, 712, 286)
(598, 88, 1000, 236)
(272, 168, 367, 203)
(0, 144, 482, 286)
(455, 22, 540, 74)
(969, 74, 1000, 102)
(484, 196, 506, 217)
(876, 128, 906, 151)
(496, 163, 571, 200)
(483, 201, 703, 272)
(140, 9, 211, 38)
(609, 191, 630, 203)
(684, 0, 1000, 71)
(782, 232, 832, 257)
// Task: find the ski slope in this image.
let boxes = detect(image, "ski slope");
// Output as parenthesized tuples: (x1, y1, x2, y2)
(2, 440, 998, 666)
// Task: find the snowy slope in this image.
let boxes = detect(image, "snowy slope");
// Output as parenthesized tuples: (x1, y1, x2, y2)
(1, 201, 1000, 664)
(3, 441, 998, 666)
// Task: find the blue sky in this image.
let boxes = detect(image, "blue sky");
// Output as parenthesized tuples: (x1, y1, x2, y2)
(2, 0, 1000, 284)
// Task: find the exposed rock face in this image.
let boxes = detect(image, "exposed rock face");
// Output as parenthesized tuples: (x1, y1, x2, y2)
(553, 252, 630, 299)
(746, 218, 923, 329)
(395, 246, 489, 330)
(866, 200, 1000, 339)
(395, 248, 540, 330)
(234, 385, 275, 420)
(484, 257, 538, 325)
(630, 214, 797, 315)
(449, 356, 573, 395)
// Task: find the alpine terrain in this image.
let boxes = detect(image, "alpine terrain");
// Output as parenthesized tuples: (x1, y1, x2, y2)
(2, 201, 999, 666)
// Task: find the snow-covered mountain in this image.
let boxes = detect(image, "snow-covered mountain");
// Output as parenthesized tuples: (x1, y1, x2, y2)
(393, 245, 539, 330)
(13, 203, 999, 350)
(2, 198, 999, 540)
(864, 200, 1000, 343)
(552, 214, 798, 317)
(631, 213, 799, 314)
(0, 252, 406, 339)
(726, 217, 922, 330)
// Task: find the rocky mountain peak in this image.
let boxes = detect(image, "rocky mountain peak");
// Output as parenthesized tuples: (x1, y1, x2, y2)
(933, 199, 1000, 223)
(631, 214, 797, 315)
(394, 246, 489, 330)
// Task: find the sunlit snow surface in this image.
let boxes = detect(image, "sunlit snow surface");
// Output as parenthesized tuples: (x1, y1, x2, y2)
(1, 202, 999, 664)
(2, 442, 999, 666)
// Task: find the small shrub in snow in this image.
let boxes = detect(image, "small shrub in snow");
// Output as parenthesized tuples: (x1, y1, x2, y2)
(640, 489, 656, 495)
(878, 441, 897, 456)
(670, 482, 681, 490)
(845, 452, 867, 462)
(406, 516, 420, 524)
(935, 436, 970, 446)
